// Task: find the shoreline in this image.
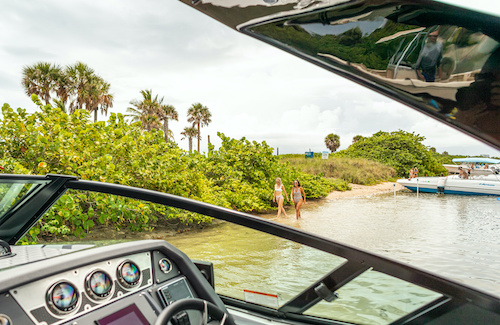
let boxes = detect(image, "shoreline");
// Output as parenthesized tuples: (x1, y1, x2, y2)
(326, 181, 405, 199)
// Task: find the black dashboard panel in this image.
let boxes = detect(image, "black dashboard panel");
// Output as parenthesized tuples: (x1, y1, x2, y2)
(0, 240, 224, 325)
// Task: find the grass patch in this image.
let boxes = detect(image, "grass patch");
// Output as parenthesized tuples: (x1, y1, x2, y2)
(281, 156, 397, 185)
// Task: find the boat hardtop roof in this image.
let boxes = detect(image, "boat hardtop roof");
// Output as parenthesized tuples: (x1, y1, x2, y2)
(452, 157, 500, 164)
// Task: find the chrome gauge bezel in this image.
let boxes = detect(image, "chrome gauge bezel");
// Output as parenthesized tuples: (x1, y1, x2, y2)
(116, 260, 142, 289)
(159, 257, 173, 274)
(85, 269, 114, 301)
(45, 280, 80, 316)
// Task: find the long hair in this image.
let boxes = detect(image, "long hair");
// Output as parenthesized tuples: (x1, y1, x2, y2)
(275, 178, 282, 186)
(294, 179, 301, 187)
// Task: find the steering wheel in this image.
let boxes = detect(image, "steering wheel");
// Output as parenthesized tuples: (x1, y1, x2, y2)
(155, 298, 236, 325)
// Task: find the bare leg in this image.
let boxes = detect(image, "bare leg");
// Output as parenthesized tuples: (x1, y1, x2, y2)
(296, 199, 303, 219)
(294, 201, 298, 219)
(278, 197, 288, 217)
(277, 197, 284, 218)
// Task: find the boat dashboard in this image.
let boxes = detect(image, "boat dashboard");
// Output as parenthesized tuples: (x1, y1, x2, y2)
(0, 240, 225, 325)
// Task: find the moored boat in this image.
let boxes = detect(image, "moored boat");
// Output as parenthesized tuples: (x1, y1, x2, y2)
(397, 174, 500, 195)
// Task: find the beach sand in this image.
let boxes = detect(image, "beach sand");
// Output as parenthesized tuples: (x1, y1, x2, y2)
(326, 182, 405, 199)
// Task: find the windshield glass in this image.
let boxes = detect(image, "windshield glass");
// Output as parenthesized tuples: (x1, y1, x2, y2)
(0, 181, 46, 221)
(31, 189, 443, 324)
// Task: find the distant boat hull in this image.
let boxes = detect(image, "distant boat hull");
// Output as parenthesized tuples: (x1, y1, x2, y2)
(397, 176, 500, 195)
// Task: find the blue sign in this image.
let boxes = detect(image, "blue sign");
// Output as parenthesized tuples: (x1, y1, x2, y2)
(305, 152, 314, 158)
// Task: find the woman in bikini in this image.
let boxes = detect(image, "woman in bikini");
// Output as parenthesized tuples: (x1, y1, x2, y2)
(272, 177, 289, 218)
(291, 180, 306, 219)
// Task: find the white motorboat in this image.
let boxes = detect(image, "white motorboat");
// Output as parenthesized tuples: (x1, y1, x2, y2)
(397, 174, 500, 195)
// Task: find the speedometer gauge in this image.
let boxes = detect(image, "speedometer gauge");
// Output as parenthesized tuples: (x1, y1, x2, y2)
(46, 281, 79, 315)
(86, 270, 113, 300)
(117, 260, 141, 288)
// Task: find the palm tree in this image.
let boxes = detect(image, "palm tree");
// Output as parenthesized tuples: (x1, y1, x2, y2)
(325, 133, 340, 152)
(127, 90, 159, 131)
(159, 104, 178, 142)
(181, 127, 199, 153)
(66, 62, 95, 113)
(21, 62, 62, 105)
(127, 89, 166, 132)
(53, 68, 72, 110)
(187, 103, 212, 152)
(93, 79, 113, 122)
(352, 135, 364, 144)
(66, 62, 113, 122)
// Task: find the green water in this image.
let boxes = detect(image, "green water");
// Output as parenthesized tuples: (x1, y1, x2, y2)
(162, 191, 500, 324)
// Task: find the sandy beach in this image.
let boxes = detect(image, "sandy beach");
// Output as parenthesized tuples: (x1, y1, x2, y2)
(326, 182, 405, 199)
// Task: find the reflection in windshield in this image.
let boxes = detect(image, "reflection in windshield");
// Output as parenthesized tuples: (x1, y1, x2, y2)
(305, 269, 442, 325)
(168, 221, 346, 303)
(168, 221, 441, 324)
(249, 3, 500, 145)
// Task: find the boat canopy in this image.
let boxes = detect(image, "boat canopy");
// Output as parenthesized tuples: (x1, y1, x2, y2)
(452, 157, 500, 164)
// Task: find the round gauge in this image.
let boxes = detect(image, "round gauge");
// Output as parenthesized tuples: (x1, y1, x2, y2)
(46, 281, 79, 314)
(159, 258, 172, 274)
(86, 270, 113, 300)
(117, 260, 141, 288)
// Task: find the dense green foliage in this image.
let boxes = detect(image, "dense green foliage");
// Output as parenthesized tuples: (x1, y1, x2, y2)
(281, 156, 396, 185)
(0, 99, 339, 242)
(336, 130, 446, 177)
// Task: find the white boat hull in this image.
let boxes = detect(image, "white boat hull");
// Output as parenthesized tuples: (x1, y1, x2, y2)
(397, 175, 500, 195)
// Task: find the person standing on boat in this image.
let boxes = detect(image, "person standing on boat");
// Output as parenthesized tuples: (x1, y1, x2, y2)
(416, 30, 443, 82)
(291, 180, 306, 220)
(272, 178, 289, 218)
(437, 173, 447, 195)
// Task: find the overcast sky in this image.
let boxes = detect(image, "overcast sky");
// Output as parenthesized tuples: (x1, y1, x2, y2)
(1, 0, 500, 157)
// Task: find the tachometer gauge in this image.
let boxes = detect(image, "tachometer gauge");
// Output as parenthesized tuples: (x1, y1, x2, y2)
(86, 270, 113, 300)
(46, 281, 79, 315)
(159, 258, 172, 274)
(117, 260, 141, 288)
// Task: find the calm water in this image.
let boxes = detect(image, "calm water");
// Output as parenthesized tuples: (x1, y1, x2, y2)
(164, 191, 500, 324)
(288, 191, 500, 295)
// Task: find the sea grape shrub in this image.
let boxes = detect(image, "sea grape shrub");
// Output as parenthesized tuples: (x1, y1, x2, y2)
(205, 132, 336, 206)
(0, 99, 336, 242)
(337, 130, 446, 177)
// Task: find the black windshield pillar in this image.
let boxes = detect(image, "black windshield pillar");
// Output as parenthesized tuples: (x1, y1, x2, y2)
(0, 174, 76, 244)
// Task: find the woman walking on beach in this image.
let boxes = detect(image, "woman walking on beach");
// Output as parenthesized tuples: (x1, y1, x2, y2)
(273, 178, 289, 218)
(291, 180, 306, 219)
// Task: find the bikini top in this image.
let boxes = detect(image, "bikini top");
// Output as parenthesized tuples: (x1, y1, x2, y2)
(275, 184, 283, 192)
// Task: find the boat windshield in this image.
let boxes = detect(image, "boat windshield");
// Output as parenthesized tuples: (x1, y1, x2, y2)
(0, 180, 48, 222)
(30, 189, 443, 325)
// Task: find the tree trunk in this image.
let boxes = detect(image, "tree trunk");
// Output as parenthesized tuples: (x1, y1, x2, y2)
(163, 120, 169, 142)
(189, 138, 193, 153)
(94, 109, 98, 123)
(197, 122, 201, 152)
